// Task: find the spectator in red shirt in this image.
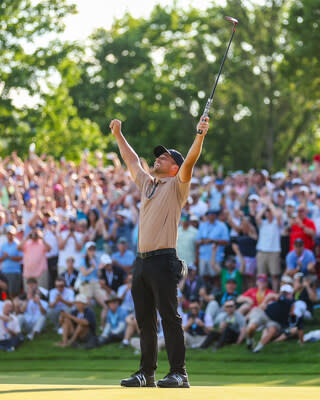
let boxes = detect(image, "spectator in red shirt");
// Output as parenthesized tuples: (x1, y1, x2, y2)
(289, 204, 316, 251)
(237, 274, 274, 316)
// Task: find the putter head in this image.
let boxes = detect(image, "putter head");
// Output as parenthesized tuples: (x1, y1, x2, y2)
(225, 16, 238, 31)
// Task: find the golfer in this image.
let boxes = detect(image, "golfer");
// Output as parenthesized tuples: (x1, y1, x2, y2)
(110, 117, 209, 388)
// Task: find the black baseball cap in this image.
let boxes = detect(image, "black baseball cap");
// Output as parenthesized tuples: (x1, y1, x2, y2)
(154, 145, 184, 168)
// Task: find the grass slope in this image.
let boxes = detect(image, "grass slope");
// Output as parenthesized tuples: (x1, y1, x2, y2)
(1, 313, 320, 386)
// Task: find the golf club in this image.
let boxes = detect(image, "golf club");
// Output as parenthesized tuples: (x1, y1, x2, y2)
(197, 16, 239, 134)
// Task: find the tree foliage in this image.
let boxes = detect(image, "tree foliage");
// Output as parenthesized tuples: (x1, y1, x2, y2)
(1, 0, 319, 170)
(0, 0, 106, 160)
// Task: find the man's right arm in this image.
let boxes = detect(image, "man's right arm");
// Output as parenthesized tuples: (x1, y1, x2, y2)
(109, 119, 144, 182)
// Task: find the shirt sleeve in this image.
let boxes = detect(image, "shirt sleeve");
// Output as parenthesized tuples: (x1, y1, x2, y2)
(286, 252, 296, 270)
(204, 312, 213, 327)
(174, 174, 191, 206)
(307, 250, 316, 263)
(134, 168, 152, 192)
(49, 290, 55, 304)
(220, 222, 230, 241)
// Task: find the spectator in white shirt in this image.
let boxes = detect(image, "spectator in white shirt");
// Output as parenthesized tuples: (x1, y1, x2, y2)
(256, 198, 282, 292)
(43, 214, 59, 289)
(57, 217, 84, 273)
(18, 278, 48, 340)
(48, 277, 75, 329)
(0, 300, 22, 351)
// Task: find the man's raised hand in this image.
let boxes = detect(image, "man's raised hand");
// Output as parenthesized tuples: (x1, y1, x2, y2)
(109, 119, 122, 136)
(196, 116, 209, 136)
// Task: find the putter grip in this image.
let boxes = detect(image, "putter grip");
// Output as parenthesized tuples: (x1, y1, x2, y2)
(197, 98, 212, 134)
(197, 117, 207, 134)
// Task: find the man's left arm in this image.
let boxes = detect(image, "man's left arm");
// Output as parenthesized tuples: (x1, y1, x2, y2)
(178, 117, 209, 183)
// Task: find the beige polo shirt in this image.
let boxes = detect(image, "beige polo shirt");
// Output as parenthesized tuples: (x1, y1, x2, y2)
(134, 169, 190, 253)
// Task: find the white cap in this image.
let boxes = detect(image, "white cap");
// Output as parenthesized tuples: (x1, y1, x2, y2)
(101, 254, 112, 265)
(280, 284, 293, 293)
(116, 209, 131, 219)
(285, 199, 296, 207)
(261, 169, 269, 178)
(202, 176, 211, 185)
(299, 185, 309, 193)
(187, 196, 193, 205)
(277, 190, 285, 197)
(293, 300, 307, 318)
(190, 215, 199, 221)
(248, 194, 260, 202)
(272, 171, 285, 180)
(6, 225, 17, 235)
(191, 177, 200, 185)
(75, 294, 88, 304)
(292, 178, 302, 185)
(84, 241, 96, 252)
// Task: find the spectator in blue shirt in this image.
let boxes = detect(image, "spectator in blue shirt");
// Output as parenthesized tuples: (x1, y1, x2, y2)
(48, 277, 75, 329)
(0, 226, 23, 298)
(285, 238, 316, 277)
(98, 294, 127, 346)
(111, 237, 135, 273)
(109, 210, 134, 251)
(196, 209, 229, 278)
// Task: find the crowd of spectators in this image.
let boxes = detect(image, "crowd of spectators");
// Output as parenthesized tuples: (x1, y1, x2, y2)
(0, 148, 320, 353)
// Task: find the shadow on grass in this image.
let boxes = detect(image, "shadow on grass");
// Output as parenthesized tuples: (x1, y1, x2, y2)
(0, 387, 114, 395)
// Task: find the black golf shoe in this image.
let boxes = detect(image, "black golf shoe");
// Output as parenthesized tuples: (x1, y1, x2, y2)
(157, 372, 190, 388)
(120, 370, 156, 387)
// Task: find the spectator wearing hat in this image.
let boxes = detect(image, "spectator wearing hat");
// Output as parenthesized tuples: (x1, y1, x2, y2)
(228, 216, 258, 290)
(109, 210, 134, 251)
(211, 243, 245, 295)
(97, 294, 128, 346)
(57, 216, 84, 273)
(183, 300, 213, 349)
(285, 238, 316, 277)
(179, 265, 205, 309)
(280, 199, 297, 269)
(292, 273, 317, 319)
(209, 180, 225, 212)
(237, 274, 274, 316)
(177, 213, 198, 266)
(78, 242, 107, 308)
(18, 227, 51, 290)
(247, 284, 294, 352)
(48, 277, 75, 330)
(190, 214, 200, 230)
(61, 256, 79, 291)
(273, 300, 306, 345)
(256, 198, 282, 292)
(289, 204, 316, 251)
(43, 213, 59, 290)
(0, 226, 23, 298)
(246, 194, 260, 233)
(223, 188, 241, 218)
(111, 237, 135, 273)
(56, 294, 96, 348)
(0, 300, 23, 351)
(196, 209, 229, 279)
(99, 253, 126, 294)
(18, 278, 48, 340)
(200, 299, 246, 350)
(189, 192, 208, 218)
(205, 278, 239, 324)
